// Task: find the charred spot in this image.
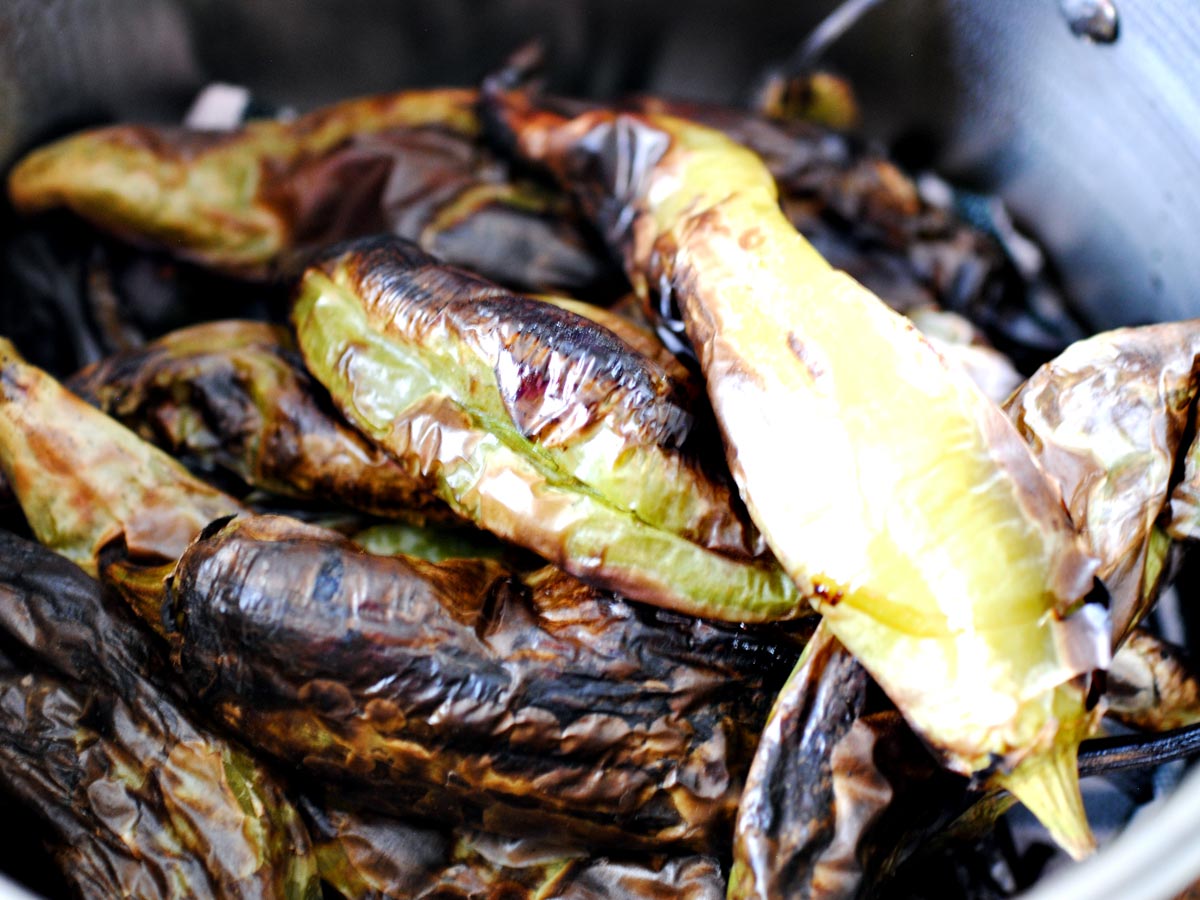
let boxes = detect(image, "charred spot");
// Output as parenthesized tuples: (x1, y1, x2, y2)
(325, 235, 691, 446)
(786, 331, 828, 386)
(311, 554, 344, 606)
(738, 227, 765, 251)
(812, 582, 842, 608)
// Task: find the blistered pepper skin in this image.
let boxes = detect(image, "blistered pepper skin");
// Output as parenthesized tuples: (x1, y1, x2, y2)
(0, 530, 321, 900)
(161, 514, 804, 851)
(293, 236, 805, 621)
(7, 90, 479, 273)
(302, 797, 725, 900)
(8, 89, 615, 293)
(69, 319, 452, 523)
(484, 89, 1108, 857)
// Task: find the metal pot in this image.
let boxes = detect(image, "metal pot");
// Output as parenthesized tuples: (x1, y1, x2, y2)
(2, 0, 1198, 896)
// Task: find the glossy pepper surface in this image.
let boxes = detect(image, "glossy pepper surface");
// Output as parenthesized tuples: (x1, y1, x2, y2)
(293, 236, 803, 620)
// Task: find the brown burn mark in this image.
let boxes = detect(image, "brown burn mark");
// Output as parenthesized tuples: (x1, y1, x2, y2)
(738, 227, 765, 251)
(69, 320, 449, 521)
(786, 331, 829, 386)
(327, 236, 692, 448)
(812, 581, 842, 609)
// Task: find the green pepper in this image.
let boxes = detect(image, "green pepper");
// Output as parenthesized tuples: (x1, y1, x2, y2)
(8, 89, 614, 293)
(293, 236, 802, 621)
(69, 319, 452, 523)
(484, 89, 1108, 858)
(0, 337, 245, 575)
(8, 90, 478, 273)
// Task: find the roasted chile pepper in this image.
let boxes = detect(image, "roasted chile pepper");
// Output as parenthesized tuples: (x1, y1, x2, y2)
(7, 90, 478, 273)
(484, 88, 1109, 857)
(0, 337, 245, 575)
(293, 236, 803, 621)
(0, 529, 321, 900)
(729, 624, 965, 900)
(69, 319, 452, 522)
(302, 797, 725, 900)
(1006, 320, 1200, 646)
(154, 513, 803, 850)
(8, 89, 615, 294)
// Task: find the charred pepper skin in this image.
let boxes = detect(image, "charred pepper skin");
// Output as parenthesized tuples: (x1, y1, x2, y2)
(293, 236, 804, 621)
(7, 89, 614, 294)
(162, 514, 803, 851)
(730, 624, 967, 900)
(302, 798, 725, 900)
(7, 90, 478, 273)
(0, 669, 321, 900)
(0, 529, 321, 900)
(69, 319, 453, 523)
(484, 90, 1108, 858)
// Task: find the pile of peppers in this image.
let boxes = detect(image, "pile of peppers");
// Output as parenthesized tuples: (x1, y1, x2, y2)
(0, 58, 1197, 900)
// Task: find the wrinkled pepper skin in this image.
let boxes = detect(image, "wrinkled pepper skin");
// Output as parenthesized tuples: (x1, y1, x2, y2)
(8, 89, 614, 293)
(0, 670, 319, 900)
(1006, 320, 1200, 646)
(69, 319, 452, 522)
(530, 87, 1021, 330)
(730, 624, 965, 900)
(730, 624, 872, 900)
(485, 91, 1107, 857)
(1107, 630, 1200, 733)
(294, 236, 804, 621)
(0, 337, 245, 575)
(303, 799, 725, 899)
(0, 530, 321, 900)
(161, 514, 804, 850)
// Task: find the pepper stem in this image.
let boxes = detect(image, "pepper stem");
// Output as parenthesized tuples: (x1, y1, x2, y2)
(994, 741, 1095, 861)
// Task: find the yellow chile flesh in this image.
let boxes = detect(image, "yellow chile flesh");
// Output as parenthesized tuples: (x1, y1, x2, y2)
(498, 103, 1109, 858)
